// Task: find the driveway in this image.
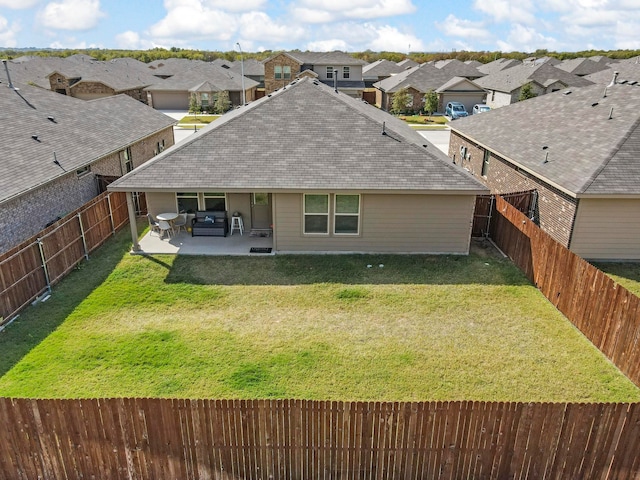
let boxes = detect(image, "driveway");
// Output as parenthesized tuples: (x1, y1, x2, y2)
(418, 128, 450, 155)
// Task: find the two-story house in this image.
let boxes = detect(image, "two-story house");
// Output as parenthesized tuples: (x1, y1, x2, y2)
(263, 51, 367, 98)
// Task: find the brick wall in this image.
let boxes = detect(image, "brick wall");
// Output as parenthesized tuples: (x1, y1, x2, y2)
(264, 54, 301, 94)
(449, 130, 578, 247)
(0, 127, 174, 252)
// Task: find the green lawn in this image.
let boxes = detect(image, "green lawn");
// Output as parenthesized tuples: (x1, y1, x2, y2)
(178, 115, 221, 125)
(592, 262, 640, 297)
(0, 230, 637, 402)
(399, 114, 448, 125)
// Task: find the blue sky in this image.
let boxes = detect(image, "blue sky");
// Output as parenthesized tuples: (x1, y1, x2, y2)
(1, 0, 639, 53)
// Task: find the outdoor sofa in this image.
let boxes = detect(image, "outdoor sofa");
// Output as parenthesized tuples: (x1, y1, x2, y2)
(191, 210, 228, 237)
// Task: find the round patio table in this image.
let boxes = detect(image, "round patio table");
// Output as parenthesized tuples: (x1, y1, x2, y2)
(156, 212, 178, 222)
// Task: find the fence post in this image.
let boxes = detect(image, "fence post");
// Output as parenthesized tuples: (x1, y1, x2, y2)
(107, 193, 116, 236)
(37, 238, 52, 294)
(77, 213, 90, 260)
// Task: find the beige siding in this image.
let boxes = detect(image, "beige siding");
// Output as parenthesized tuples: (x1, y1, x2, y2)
(146, 192, 178, 217)
(226, 193, 252, 230)
(571, 198, 640, 260)
(274, 193, 475, 254)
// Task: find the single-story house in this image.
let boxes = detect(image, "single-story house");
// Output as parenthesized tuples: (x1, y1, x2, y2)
(448, 82, 640, 261)
(145, 61, 258, 110)
(362, 59, 406, 88)
(109, 77, 488, 255)
(0, 81, 176, 253)
(475, 62, 593, 109)
(374, 63, 487, 113)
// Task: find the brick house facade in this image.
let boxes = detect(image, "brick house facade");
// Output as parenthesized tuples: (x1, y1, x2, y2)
(449, 130, 578, 247)
(0, 127, 174, 252)
(264, 53, 302, 94)
(48, 72, 148, 104)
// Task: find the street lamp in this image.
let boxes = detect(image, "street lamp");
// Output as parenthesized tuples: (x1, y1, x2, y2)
(236, 42, 246, 106)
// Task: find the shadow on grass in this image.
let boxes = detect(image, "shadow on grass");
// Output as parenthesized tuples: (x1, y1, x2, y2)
(164, 240, 531, 287)
(592, 262, 640, 296)
(0, 226, 133, 378)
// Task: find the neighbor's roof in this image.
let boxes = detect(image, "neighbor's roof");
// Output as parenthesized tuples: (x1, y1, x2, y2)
(374, 63, 463, 93)
(1, 56, 72, 88)
(145, 62, 258, 92)
(585, 59, 640, 86)
(0, 82, 176, 205)
(556, 57, 609, 76)
(475, 62, 593, 93)
(477, 58, 521, 76)
(449, 83, 640, 196)
(109, 77, 486, 195)
(433, 59, 484, 78)
(362, 59, 406, 78)
(229, 58, 265, 76)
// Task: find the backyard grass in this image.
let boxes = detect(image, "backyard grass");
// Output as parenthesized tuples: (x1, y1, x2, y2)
(592, 262, 640, 297)
(0, 231, 637, 402)
(398, 114, 448, 125)
(178, 115, 221, 125)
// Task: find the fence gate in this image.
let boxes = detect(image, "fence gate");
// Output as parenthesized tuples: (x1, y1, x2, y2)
(473, 190, 536, 237)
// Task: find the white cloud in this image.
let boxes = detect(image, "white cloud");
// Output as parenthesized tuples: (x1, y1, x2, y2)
(292, 0, 416, 22)
(435, 14, 491, 40)
(0, 15, 19, 47)
(38, 0, 105, 31)
(204, 0, 267, 11)
(148, 1, 237, 42)
(473, 0, 536, 25)
(48, 37, 102, 49)
(496, 24, 559, 52)
(0, 0, 41, 8)
(115, 30, 156, 50)
(306, 22, 424, 52)
(239, 11, 305, 43)
(307, 38, 350, 51)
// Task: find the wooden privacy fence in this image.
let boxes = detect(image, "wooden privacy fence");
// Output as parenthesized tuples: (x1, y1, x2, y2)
(0, 191, 130, 325)
(0, 398, 639, 480)
(472, 190, 536, 238)
(490, 195, 640, 387)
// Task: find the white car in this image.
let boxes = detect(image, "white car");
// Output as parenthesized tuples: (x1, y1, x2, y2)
(473, 104, 491, 114)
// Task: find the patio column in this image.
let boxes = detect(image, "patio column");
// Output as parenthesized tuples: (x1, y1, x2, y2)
(126, 192, 140, 252)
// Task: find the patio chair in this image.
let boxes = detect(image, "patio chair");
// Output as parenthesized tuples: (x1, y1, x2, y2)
(158, 220, 174, 239)
(173, 213, 188, 233)
(147, 213, 161, 236)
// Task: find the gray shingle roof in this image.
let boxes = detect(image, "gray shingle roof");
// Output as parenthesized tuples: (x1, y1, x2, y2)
(0, 83, 176, 204)
(434, 59, 483, 78)
(145, 62, 258, 92)
(585, 61, 640, 86)
(556, 58, 609, 76)
(477, 58, 521, 75)
(109, 78, 486, 194)
(475, 62, 593, 93)
(362, 59, 405, 77)
(374, 63, 460, 93)
(449, 83, 640, 196)
(265, 51, 367, 66)
(1, 56, 72, 88)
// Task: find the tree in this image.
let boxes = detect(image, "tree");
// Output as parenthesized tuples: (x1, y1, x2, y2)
(391, 87, 411, 114)
(518, 82, 538, 101)
(214, 90, 232, 114)
(188, 94, 200, 115)
(423, 90, 439, 117)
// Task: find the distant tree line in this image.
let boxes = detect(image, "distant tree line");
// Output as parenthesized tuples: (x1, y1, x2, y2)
(1, 46, 639, 64)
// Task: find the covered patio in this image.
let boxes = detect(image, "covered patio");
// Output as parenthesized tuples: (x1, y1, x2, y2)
(135, 229, 273, 256)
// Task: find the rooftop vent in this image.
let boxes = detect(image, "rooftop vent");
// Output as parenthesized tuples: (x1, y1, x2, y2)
(608, 71, 619, 87)
(2, 59, 14, 89)
(47, 115, 56, 123)
(31, 134, 40, 142)
(591, 102, 599, 107)
(563, 90, 572, 95)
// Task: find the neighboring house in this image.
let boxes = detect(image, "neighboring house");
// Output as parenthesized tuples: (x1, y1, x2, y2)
(476, 58, 521, 75)
(109, 77, 488, 255)
(585, 57, 640, 86)
(263, 51, 367, 97)
(448, 82, 640, 260)
(362, 59, 406, 87)
(145, 62, 258, 110)
(374, 63, 486, 113)
(229, 58, 265, 90)
(0, 82, 176, 253)
(433, 59, 484, 80)
(1, 55, 70, 89)
(475, 62, 593, 109)
(556, 57, 610, 77)
(397, 59, 420, 69)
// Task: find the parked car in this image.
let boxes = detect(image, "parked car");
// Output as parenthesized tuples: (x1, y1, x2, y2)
(445, 101, 468, 119)
(473, 104, 491, 114)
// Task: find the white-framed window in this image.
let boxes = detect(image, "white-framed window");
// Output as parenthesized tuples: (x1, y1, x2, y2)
(343, 66, 350, 79)
(326, 67, 334, 79)
(304, 194, 329, 234)
(334, 194, 360, 235)
(283, 66, 291, 80)
(201, 92, 209, 108)
(122, 146, 133, 173)
(274, 65, 282, 79)
(481, 150, 490, 177)
(76, 165, 91, 178)
(203, 192, 226, 211)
